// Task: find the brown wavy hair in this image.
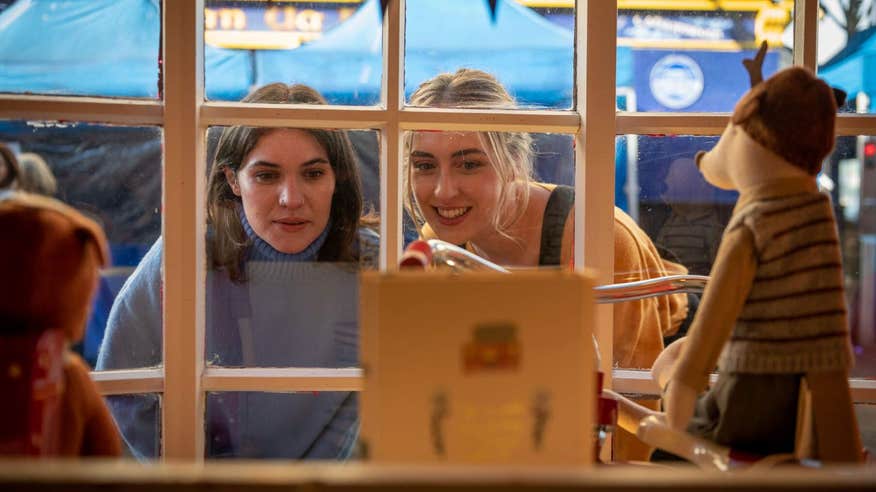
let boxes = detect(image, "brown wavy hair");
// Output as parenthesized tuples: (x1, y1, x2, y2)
(206, 83, 364, 282)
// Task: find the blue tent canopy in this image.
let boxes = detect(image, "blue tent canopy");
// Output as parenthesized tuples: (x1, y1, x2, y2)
(255, 0, 575, 107)
(0, 0, 161, 97)
(0, 0, 578, 106)
(0, 0, 252, 100)
(819, 26, 876, 99)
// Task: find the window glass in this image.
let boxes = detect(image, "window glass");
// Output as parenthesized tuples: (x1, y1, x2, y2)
(205, 391, 358, 459)
(403, 0, 574, 110)
(106, 393, 162, 460)
(204, 1, 383, 105)
(616, 2, 793, 112)
(204, 125, 379, 368)
(0, 0, 161, 98)
(402, 130, 574, 267)
(835, 136, 876, 380)
(855, 403, 876, 453)
(0, 121, 162, 370)
(817, 1, 876, 113)
(619, 134, 876, 379)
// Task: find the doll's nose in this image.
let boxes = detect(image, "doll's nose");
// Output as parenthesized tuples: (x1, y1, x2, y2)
(694, 151, 706, 170)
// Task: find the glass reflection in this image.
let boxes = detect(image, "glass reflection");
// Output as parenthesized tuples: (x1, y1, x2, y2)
(615, 3, 793, 113)
(0, 1, 161, 98)
(206, 392, 358, 459)
(105, 394, 161, 460)
(817, 1, 876, 114)
(404, 0, 574, 109)
(622, 134, 876, 382)
(204, 0, 382, 104)
(0, 122, 161, 369)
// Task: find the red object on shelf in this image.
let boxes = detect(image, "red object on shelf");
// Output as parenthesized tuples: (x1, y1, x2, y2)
(0, 329, 65, 456)
(399, 239, 433, 269)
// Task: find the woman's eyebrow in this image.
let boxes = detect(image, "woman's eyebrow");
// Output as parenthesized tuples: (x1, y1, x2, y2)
(451, 148, 487, 159)
(301, 157, 330, 167)
(247, 160, 280, 169)
(248, 158, 329, 169)
(410, 150, 434, 159)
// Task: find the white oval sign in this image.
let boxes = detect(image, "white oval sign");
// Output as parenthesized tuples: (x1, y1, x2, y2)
(649, 54, 704, 110)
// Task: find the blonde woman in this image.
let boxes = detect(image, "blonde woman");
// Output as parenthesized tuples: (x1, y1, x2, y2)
(404, 69, 689, 461)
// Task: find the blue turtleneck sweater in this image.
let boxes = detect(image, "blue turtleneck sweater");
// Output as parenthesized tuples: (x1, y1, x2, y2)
(239, 208, 330, 262)
(97, 211, 379, 460)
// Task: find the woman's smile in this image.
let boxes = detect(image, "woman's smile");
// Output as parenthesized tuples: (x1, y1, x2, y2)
(434, 206, 472, 225)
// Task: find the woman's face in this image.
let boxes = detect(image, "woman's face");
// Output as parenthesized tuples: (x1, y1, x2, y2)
(409, 131, 501, 245)
(226, 129, 336, 254)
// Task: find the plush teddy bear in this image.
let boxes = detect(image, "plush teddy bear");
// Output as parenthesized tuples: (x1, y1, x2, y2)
(0, 191, 121, 456)
(652, 56, 863, 462)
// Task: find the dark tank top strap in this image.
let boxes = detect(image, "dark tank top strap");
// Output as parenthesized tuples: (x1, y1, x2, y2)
(538, 185, 574, 266)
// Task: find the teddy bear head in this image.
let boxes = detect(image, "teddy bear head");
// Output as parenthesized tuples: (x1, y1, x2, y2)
(0, 192, 108, 342)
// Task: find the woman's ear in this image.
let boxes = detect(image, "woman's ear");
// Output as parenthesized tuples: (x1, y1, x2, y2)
(223, 166, 241, 196)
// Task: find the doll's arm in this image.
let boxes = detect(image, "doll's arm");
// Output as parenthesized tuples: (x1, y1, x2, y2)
(665, 224, 757, 430)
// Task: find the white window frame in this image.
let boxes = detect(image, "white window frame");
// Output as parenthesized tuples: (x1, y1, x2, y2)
(2, 0, 876, 461)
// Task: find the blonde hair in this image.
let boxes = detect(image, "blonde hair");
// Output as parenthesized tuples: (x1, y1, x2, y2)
(404, 69, 534, 238)
(17, 153, 57, 196)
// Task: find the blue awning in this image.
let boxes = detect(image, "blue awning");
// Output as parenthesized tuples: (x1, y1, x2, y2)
(819, 26, 876, 98)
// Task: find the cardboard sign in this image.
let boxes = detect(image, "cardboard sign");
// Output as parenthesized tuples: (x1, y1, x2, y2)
(360, 270, 596, 465)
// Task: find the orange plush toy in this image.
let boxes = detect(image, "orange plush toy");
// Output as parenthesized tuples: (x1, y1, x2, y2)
(0, 191, 121, 457)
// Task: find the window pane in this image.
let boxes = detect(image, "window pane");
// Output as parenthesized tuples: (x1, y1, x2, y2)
(106, 393, 162, 460)
(0, 121, 162, 370)
(0, 1, 161, 98)
(817, 1, 876, 113)
(205, 391, 357, 459)
(404, 0, 574, 110)
(616, 3, 793, 112)
(836, 136, 876, 380)
(204, 1, 382, 105)
(855, 403, 876, 454)
(402, 130, 575, 267)
(619, 134, 876, 379)
(204, 125, 379, 368)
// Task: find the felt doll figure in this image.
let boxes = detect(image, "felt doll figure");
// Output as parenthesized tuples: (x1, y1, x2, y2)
(0, 192, 121, 457)
(652, 62, 863, 462)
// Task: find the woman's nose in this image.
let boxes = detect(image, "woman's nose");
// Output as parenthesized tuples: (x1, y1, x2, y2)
(279, 179, 305, 208)
(433, 171, 458, 200)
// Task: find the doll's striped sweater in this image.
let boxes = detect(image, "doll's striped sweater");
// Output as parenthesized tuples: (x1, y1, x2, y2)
(674, 178, 854, 393)
(717, 188, 853, 374)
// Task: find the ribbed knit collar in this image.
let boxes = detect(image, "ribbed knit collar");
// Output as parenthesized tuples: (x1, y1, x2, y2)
(734, 176, 818, 214)
(239, 208, 329, 262)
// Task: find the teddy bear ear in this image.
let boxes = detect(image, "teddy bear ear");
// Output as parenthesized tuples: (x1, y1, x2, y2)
(74, 225, 109, 267)
(833, 87, 847, 109)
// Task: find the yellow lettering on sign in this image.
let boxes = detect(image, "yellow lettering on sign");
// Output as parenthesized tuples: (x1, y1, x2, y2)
(754, 6, 790, 47)
(205, 8, 246, 31)
(204, 8, 217, 30)
(265, 6, 298, 31)
(296, 9, 324, 32)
